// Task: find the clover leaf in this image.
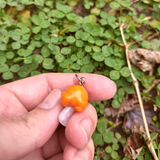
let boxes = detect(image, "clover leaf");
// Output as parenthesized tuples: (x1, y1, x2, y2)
(70, 63, 80, 70)
(105, 146, 112, 153)
(0, 0, 6, 8)
(12, 42, 21, 49)
(80, 64, 94, 73)
(105, 57, 114, 67)
(24, 56, 33, 64)
(66, 13, 76, 21)
(112, 99, 121, 108)
(10, 64, 20, 73)
(43, 58, 54, 70)
(121, 1, 132, 7)
(85, 45, 92, 52)
(0, 54, 6, 64)
(35, 0, 44, 6)
(110, 2, 119, 9)
(91, 28, 101, 37)
(2, 71, 13, 80)
(53, 10, 65, 19)
(41, 46, 51, 57)
(92, 132, 103, 146)
(18, 66, 30, 78)
(103, 131, 114, 143)
(69, 26, 80, 32)
(97, 117, 108, 133)
(31, 15, 41, 25)
(40, 20, 50, 28)
(61, 47, 71, 55)
(32, 26, 41, 34)
(120, 67, 131, 77)
(66, 36, 76, 44)
(76, 40, 84, 47)
(93, 52, 104, 62)
(74, 16, 83, 24)
(0, 64, 9, 72)
(56, 2, 72, 14)
(82, 23, 93, 32)
(141, 40, 152, 49)
(83, 55, 90, 65)
(6, 51, 14, 59)
(110, 70, 120, 80)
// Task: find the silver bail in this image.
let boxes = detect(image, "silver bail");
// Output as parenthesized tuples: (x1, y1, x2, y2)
(75, 74, 86, 86)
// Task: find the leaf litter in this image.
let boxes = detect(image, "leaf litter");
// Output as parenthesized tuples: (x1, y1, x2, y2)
(129, 48, 160, 72)
(116, 95, 160, 159)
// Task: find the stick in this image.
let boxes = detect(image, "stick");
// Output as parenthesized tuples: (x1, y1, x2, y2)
(120, 23, 158, 160)
(144, 79, 160, 93)
(106, 121, 122, 132)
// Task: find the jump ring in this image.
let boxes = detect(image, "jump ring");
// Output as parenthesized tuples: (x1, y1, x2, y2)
(75, 74, 86, 86)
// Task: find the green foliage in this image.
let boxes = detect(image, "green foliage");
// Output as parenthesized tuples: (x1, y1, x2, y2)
(151, 134, 160, 160)
(90, 101, 106, 116)
(156, 96, 160, 107)
(93, 117, 125, 160)
(141, 75, 155, 89)
(0, 0, 160, 159)
(137, 146, 154, 159)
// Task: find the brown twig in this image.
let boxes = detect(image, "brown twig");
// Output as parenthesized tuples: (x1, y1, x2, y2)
(120, 23, 158, 160)
(149, 62, 155, 76)
(151, 133, 158, 142)
(106, 121, 122, 132)
(94, 149, 105, 158)
(144, 79, 160, 93)
(148, 32, 158, 41)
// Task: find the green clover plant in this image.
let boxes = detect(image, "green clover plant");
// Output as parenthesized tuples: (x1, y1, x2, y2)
(0, 0, 160, 159)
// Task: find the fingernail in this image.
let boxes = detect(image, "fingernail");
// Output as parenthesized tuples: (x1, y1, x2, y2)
(59, 106, 75, 127)
(39, 89, 61, 109)
(74, 149, 91, 160)
(79, 118, 92, 144)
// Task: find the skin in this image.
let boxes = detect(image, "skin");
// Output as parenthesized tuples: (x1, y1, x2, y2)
(0, 73, 116, 160)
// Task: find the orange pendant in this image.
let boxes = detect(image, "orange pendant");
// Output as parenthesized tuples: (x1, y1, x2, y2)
(61, 84, 88, 112)
(59, 74, 89, 126)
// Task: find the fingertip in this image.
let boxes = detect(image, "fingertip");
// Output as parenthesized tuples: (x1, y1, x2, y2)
(65, 119, 87, 149)
(63, 139, 94, 160)
(105, 77, 117, 99)
(65, 104, 97, 149)
(96, 74, 117, 100)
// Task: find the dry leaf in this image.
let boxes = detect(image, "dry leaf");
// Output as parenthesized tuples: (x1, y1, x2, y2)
(17, 9, 31, 26)
(104, 107, 118, 117)
(129, 48, 160, 72)
(129, 146, 143, 159)
(116, 96, 160, 133)
(5, 7, 18, 25)
(19, 10, 30, 18)
(132, 126, 146, 135)
(124, 132, 145, 159)
(5, 7, 31, 26)
(116, 95, 138, 124)
(124, 102, 160, 133)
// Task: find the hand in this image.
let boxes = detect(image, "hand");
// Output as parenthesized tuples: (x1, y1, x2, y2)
(0, 73, 116, 160)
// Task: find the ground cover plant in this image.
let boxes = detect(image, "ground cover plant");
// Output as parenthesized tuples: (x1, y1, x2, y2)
(0, 0, 160, 159)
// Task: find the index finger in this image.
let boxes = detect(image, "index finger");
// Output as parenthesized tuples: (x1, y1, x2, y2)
(2, 73, 116, 111)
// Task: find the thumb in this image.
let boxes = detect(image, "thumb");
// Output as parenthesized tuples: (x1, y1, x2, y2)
(0, 89, 62, 160)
